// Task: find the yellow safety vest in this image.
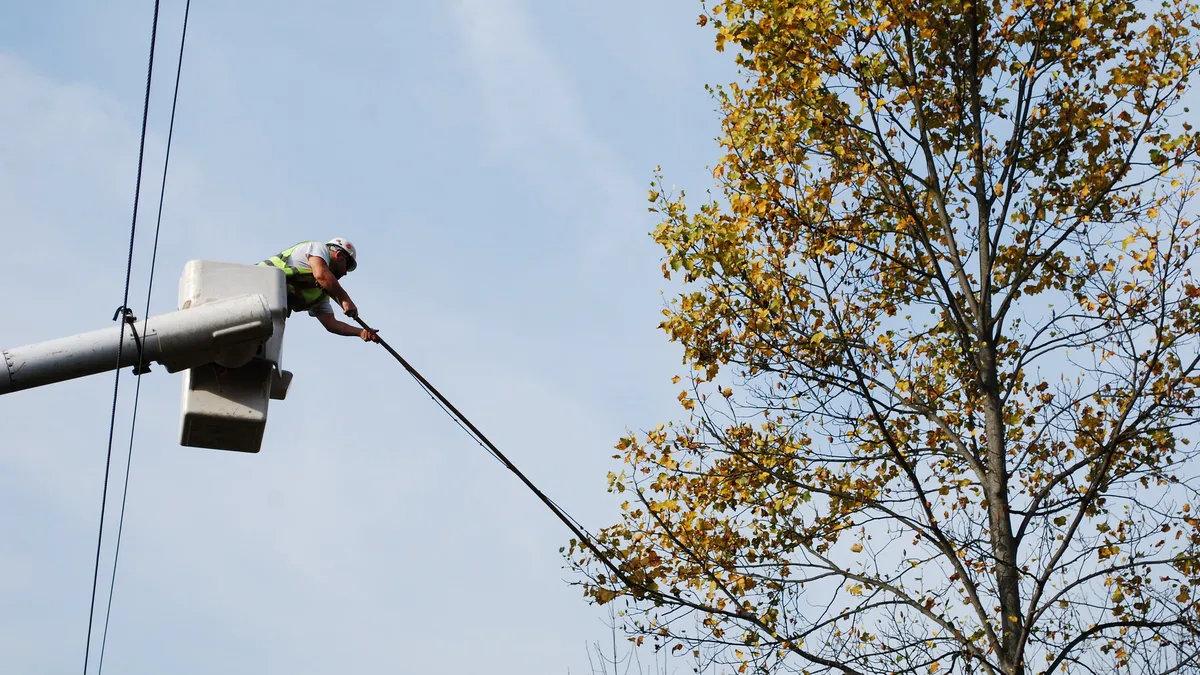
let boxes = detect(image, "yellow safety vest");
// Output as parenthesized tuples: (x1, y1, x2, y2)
(258, 242, 330, 313)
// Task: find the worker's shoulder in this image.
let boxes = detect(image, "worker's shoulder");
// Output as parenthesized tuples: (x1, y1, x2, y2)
(292, 240, 328, 256)
(281, 241, 328, 270)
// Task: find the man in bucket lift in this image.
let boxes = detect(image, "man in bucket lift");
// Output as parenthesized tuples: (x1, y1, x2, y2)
(259, 238, 380, 342)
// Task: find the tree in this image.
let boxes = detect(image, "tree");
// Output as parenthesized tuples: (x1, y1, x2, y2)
(575, 605, 686, 675)
(567, 0, 1200, 674)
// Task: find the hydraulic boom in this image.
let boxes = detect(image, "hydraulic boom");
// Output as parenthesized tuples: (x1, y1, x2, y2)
(1, 294, 274, 396)
(1, 260, 291, 452)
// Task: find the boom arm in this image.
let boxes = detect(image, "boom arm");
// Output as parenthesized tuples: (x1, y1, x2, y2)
(1, 294, 274, 396)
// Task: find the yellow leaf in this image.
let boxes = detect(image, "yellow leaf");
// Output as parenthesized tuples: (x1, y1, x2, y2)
(851, 543, 863, 553)
(930, 663, 941, 674)
(1148, 207, 1160, 219)
(1122, 234, 1137, 250)
(810, 331, 826, 344)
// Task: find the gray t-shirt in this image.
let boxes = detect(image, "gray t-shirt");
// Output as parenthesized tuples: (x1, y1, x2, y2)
(284, 241, 333, 315)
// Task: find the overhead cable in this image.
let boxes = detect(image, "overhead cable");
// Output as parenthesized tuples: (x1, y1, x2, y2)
(84, 0, 162, 672)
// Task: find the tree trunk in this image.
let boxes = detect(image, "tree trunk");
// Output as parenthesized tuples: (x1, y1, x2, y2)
(980, 340, 1024, 675)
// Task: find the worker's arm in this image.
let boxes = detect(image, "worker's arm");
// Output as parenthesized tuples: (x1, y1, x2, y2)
(307, 255, 358, 316)
(314, 312, 379, 342)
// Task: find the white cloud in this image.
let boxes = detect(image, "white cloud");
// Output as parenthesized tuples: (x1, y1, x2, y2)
(448, 0, 644, 259)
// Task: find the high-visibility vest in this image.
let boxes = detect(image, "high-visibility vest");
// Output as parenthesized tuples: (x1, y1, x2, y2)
(258, 242, 330, 313)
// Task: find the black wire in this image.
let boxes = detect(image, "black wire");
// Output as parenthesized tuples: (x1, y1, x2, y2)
(84, 1, 161, 673)
(400, 370, 585, 529)
(96, 1, 191, 672)
(350, 316, 638, 590)
(405, 366, 503, 464)
(415, 378, 505, 465)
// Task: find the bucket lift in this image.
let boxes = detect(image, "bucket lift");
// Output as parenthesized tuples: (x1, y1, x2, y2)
(0, 261, 292, 453)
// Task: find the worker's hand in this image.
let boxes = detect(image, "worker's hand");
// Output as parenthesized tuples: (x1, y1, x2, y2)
(360, 328, 380, 342)
(341, 299, 358, 318)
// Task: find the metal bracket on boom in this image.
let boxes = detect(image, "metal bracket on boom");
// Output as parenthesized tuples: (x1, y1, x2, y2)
(113, 306, 152, 375)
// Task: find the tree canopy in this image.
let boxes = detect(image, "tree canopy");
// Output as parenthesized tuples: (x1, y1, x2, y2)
(569, 0, 1200, 673)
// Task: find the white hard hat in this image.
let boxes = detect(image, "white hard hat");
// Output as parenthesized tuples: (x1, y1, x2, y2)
(327, 237, 357, 271)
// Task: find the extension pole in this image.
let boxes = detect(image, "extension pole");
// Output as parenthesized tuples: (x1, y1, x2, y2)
(350, 315, 657, 598)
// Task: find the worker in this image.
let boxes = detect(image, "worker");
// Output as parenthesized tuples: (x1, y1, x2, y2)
(258, 238, 380, 342)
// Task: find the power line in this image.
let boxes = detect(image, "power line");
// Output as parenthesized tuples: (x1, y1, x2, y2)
(96, 1, 192, 672)
(84, 0, 161, 671)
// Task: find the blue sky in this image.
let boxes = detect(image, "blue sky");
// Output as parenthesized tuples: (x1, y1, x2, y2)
(0, 1, 734, 673)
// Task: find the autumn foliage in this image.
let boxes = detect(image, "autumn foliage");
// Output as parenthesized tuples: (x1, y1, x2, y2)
(568, 0, 1200, 673)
